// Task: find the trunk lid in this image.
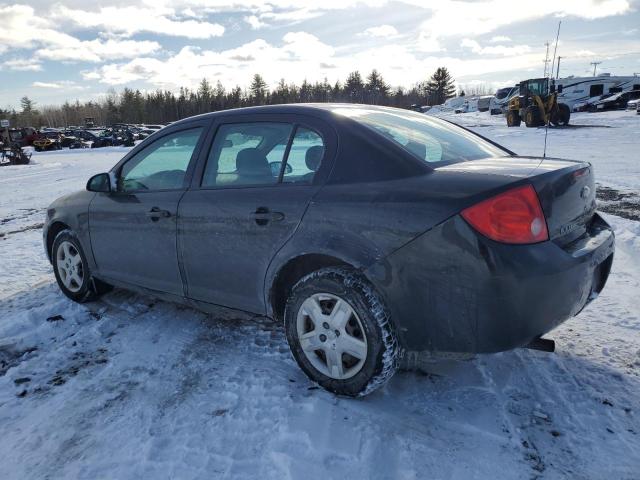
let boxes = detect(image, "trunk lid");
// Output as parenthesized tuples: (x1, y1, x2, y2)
(436, 156, 597, 244)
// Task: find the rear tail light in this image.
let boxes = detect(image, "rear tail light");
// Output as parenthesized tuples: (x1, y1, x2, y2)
(461, 184, 548, 244)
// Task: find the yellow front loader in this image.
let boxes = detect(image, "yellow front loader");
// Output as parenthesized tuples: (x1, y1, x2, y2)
(506, 78, 570, 128)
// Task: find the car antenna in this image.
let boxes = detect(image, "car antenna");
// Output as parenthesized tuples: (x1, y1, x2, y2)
(543, 20, 562, 159)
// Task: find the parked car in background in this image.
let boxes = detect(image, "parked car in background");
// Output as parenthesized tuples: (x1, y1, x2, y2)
(43, 104, 614, 397)
(573, 93, 614, 112)
(626, 98, 640, 111)
(33, 132, 62, 151)
(591, 90, 640, 111)
(476, 95, 493, 112)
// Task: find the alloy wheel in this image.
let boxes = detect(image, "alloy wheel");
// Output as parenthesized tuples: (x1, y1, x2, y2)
(296, 293, 368, 380)
(56, 240, 84, 293)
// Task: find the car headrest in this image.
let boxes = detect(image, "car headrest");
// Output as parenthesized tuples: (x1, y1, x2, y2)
(236, 148, 270, 176)
(305, 146, 324, 172)
(405, 140, 426, 160)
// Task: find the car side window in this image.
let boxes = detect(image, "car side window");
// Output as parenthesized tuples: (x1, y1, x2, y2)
(119, 128, 202, 192)
(282, 127, 324, 184)
(202, 123, 293, 188)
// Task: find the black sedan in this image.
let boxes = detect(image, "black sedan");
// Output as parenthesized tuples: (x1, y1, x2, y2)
(43, 104, 614, 396)
(592, 89, 640, 111)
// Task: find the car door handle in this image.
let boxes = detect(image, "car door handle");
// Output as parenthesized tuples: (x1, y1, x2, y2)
(146, 207, 171, 221)
(251, 207, 284, 225)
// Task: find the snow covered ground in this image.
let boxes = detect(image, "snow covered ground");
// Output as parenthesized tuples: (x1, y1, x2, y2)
(1, 111, 639, 479)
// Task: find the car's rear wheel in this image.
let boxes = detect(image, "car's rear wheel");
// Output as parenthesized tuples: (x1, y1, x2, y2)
(284, 267, 399, 397)
(52, 230, 110, 303)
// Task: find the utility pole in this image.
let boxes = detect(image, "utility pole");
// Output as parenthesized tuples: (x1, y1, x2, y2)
(590, 61, 602, 77)
(543, 42, 550, 77)
(556, 56, 561, 79)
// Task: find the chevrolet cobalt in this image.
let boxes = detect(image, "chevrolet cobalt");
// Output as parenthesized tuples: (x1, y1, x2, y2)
(44, 104, 614, 396)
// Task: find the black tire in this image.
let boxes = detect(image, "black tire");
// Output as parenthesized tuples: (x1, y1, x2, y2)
(557, 103, 570, 126)
(284, 267, 399, 397)
(506, 110, 521, 127)
(52, 230, 110, 303)
(524, 106, 542, 127)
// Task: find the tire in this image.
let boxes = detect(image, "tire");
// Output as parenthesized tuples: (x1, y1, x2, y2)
(284, 267, 399, 397)
(557, 103, 570, 126)
(524, 106, 542, 127)
(52, 230, 110, 303)
(506, 110, 521, 127)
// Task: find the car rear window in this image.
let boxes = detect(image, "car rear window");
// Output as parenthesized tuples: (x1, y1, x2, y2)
(331, 106, 507, 166)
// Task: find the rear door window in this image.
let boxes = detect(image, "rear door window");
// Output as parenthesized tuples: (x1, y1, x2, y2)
(282, 127, 324, 184)
(201, 122, 325, 187)
(202, 123, 293, 188)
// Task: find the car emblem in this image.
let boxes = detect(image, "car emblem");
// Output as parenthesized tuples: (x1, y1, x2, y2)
(580, 186, 591, 199)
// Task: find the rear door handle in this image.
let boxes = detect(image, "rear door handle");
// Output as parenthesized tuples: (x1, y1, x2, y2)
(146, 207, 171, 221)
(251, 207, 284, 225)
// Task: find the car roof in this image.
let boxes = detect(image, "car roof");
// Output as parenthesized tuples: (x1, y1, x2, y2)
(169, 103, 402, 127)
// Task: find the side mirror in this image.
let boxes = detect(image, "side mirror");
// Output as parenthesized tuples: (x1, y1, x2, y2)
(87, 172, 112, 193)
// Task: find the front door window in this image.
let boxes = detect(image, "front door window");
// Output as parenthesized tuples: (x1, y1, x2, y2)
(119, 128, 203, 192)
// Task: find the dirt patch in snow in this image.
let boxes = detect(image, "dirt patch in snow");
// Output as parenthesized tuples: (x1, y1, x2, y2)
(597, 186, 640, 221)
(0, 344, 38, 376)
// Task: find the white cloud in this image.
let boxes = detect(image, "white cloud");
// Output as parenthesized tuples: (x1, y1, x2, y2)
(39, 39, 162, 63)
(2, 58, 43, 71)
(82, 33, 336, 88)
(1, 0, 637, 105)
(418, 0, 631, 45)
(576, 49, 597, 57)
(32, 81, 84, 89)
(244, 15, 267, 29)
(361, 25, 398, 38)
(53, 5, 225, 39)
(416, 33, 444, 53)
(282, 32, 334, 59)
(461, 38, 531, 56)
(0, 4, 162, 62)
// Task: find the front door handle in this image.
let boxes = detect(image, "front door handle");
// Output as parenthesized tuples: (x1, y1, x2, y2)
(251, 207, 284, 226)
(146, 207, 171, 221)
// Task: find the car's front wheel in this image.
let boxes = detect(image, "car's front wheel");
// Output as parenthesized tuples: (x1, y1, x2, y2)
(284, 267, 399, 397)
(52, 230, 110, 303)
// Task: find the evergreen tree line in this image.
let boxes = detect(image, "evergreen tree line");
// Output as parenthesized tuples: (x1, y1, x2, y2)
(1, 67, 457, 128)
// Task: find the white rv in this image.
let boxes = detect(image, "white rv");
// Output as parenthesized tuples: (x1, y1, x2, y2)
(489, 86, 519, 115)
(555, 74, 640, 111)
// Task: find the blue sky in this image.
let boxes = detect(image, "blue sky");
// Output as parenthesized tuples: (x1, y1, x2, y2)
(1, 0, 639, 108)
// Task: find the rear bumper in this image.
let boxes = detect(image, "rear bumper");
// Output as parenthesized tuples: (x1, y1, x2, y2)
(365, 213, 615, 353)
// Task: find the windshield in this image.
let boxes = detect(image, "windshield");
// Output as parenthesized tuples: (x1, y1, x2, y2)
(331, 106, 506, 166)
(495, 87, 512, 99)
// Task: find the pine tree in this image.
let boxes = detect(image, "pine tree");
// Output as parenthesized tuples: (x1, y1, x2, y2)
(272, 79, 290, 104)
(197, 78, 213, 113)
(426, 67, 456, 105)
(365, 69, 389, 105)
(344, 71, 365, 103)
(250, 74, 268, 105)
